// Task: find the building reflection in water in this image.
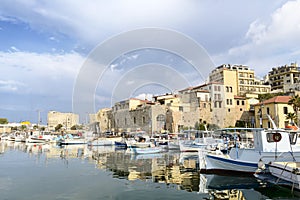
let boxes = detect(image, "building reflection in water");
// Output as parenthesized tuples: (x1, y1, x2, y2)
(0, 141, 296, 199)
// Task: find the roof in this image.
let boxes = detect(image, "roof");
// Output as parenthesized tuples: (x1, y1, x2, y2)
(256, 96, 291, 105)
(179, 82, 223, 92)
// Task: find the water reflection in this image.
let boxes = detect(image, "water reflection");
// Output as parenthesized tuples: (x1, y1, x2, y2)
(0, 141, 299, 199)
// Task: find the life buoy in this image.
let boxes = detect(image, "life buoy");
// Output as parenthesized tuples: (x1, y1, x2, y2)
(273, 132, 282, 142)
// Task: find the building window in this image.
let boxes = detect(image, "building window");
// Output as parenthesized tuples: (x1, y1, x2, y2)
(203, 103, 206, 108)
(142, 116, 146, 124)
(228, 109, 230, 112)
(226, 86, 229, 92)
(230, 99, 233, 105)
(230, 87, 233, 92)
(133, 117, 136, 124)
(242, 101, 245, 105)
(237, 100, 240, 106)
(219, 102, 222, 108)
(226, 99, 229, 105)
(283, 107, 288, 114)
(125, 118, 127, 125)
(214, 102, 217, 108)
(267, 107, 270, 115)
(179, 106, 183, 112)
(240, 108, 243, 111)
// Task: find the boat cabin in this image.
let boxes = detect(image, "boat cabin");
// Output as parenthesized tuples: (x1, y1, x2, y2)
(253, 129, 293, 152)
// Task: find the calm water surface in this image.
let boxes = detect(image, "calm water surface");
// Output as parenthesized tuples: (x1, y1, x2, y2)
(0, 141, 299, 200)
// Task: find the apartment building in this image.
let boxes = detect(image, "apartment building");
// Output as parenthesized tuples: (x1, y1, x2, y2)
(268, 62, 300, 92)
(209, 64, 270, 96)
(47, 111, 79, 131)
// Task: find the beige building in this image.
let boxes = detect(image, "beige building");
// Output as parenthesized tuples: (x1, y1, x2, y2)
(111, 98, 167, 133)
(268, 63, 300, 92)
(47, 111, 79, 131)
(209, 64, 270, 96)
(0, 124, 12, 134)
(96, 108, 112, 133)
(254, 96, 293, 129)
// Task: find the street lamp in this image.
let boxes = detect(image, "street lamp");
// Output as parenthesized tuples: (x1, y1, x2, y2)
(259, 104, 264, 128)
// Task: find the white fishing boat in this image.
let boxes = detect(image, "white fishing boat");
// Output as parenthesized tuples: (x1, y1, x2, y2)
(268, 161, 300, 190)
(26, 136, 48, 143)
(179, 130, 224, 152)
(201, 126, 300, 174)
(126, 132, 152, 148)
(129, 146, 164, 154)
(88, 136, 122, 146)
(57, 134, 87, 145)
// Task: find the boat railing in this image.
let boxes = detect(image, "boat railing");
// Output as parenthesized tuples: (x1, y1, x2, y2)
(260, 151, 300, 162)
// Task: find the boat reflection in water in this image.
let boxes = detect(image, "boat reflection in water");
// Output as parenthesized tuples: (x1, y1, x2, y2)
(0, 141, 300, 200)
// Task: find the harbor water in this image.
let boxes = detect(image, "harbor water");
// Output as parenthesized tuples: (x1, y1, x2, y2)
(0, 141, 299, 200)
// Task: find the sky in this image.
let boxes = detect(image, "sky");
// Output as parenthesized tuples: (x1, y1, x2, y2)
(1, 0, 300, 124)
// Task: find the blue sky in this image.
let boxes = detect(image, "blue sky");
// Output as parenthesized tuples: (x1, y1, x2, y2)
(1, 0, 300, 123)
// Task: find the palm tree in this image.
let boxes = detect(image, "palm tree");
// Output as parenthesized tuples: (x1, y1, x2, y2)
(286, 112, 297, 125)
(288, 94, 300, 114)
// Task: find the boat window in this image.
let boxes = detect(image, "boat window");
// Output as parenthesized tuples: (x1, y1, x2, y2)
(289, 132, 298, 145)
(266, 132, 282, 143)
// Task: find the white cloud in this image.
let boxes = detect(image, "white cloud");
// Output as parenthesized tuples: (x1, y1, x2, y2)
(0, 0, 195, 45)
(0, 80, 25, 92)
(10, 46, 19, 52)
(214, 0, 300, 76)
(0, 51, 85, 95)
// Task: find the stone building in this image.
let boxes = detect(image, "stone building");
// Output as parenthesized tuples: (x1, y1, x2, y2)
(96, 108, 112, 133)
(47, 111, 79, 131)
(178, 86, 211, 130)
(153, 94, 184, 132)
(111, 98, 167, 133)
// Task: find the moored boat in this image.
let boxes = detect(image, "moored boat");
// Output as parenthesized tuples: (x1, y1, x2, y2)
(128, 146, 164, 154)
(200, 127, 300, 174)
(268, 161, 300, 190)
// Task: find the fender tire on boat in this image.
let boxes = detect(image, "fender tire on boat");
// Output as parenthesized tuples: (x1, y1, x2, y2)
(273, 132, 282, 142)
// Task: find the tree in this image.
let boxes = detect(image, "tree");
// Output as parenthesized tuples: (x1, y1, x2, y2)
(288, 95, 300, 114)
(20, 125, 27, 131)
(258, 92, 284, 102)
(0, 118, 8, 124)
(55, 124, 63, 132)
(286, 112, 297, 125)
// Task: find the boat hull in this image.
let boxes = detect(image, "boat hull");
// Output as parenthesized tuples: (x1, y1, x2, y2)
(269, 161, 300, 189)
(203, 154, 260, 174)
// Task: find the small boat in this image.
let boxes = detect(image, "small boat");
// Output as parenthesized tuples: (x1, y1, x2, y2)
(268, 161, 300, 190)
(57, 134, 87, 145)
(26, 136, 48, 143)
(88, 136, 122, 146)
(114, 141, 127, 148)
(129, 146, 164, 154)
